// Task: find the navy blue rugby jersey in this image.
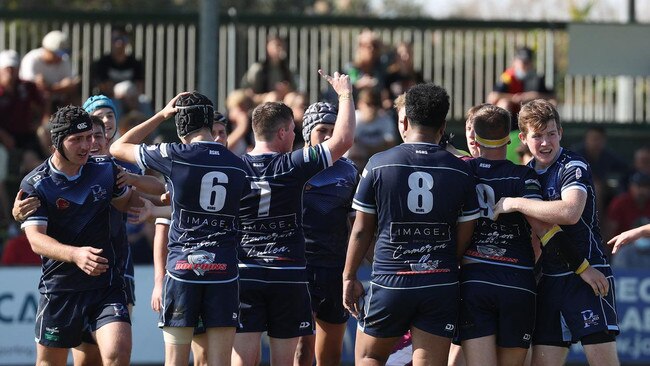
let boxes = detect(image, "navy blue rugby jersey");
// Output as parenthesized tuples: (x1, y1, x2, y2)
(464, 158, 542, 270)
(20, 156, 128, 293)
(528, 148, 609, 275)
(238, 144, 333, 269)
(303, 157, 358, 268)
(111, 159, 143, 280)
(135, 141, 249, 283)
(352, 143, 480, 284)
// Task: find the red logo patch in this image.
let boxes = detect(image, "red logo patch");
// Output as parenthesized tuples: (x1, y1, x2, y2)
(56, 198, 70, 210)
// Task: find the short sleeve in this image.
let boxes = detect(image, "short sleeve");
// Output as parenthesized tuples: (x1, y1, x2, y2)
(458, 175, 480, 222)
(19, 175, 48, 229)
(560, 159, 590, 195)
(352, 163, 377, 215)
(289, 144, 333, 182)
(135, 143, 174, 177)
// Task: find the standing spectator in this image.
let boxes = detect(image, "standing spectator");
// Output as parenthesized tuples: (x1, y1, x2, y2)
(606, 172, 650, 241)
(19, 30, 80, 111)
(91, 26, 145, 97)
(346, 88, 397, 171)
(488, 46, 555, 126)
(225, 89, 254, 156)
(241, 35, 296, 103)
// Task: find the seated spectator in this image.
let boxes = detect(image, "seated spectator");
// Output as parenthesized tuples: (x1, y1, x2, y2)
(345, 29, 389, 103)
(113, 80, 153, 118)
(19, 30, 80, 111)
(346, 88, 397, 170)
(91, 26, 145, 97)
(606, 172, 650, 244)
(488, 46, 555, 127)
(385, 41, 423, 101)
(620, 145, 650, 192)
(241, 35, 296, 103)
(0, 49, 46, 153)
(1, 232, 41, 265)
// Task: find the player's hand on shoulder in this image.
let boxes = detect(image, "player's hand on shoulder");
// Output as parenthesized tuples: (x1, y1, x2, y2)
(72, 247, 109, 276)
(608, 227, 643, 254)
(13, 189, 40, 222)
(319, 69, 351, 97)
(342, 278, 365, 319)
(579, 265, 609, 297)
(116, 167, 135, 189)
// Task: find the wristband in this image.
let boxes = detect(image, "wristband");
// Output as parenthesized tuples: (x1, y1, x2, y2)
(575, 259, 590, 275)
(338, 92, 351, 101)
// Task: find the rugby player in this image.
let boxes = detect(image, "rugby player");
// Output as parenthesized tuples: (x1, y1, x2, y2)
(232, 70, 355, 366)
(294, 102, 358, 366)
(343, 83, 479, 366)
(20, 106, 135, 366)
(458, 104, 608, 366)
(494, 99, 619, 366)
(110, 92, 249, 366)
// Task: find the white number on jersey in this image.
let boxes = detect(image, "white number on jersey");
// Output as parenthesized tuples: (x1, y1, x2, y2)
(199, 172, 228, 212)
(251, 181, 271, 217)
(476, 183, 496, 219)
(407, 172, 434, 214)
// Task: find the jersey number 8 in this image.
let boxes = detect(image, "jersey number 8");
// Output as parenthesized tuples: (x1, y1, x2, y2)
(407, 172, 434, 214)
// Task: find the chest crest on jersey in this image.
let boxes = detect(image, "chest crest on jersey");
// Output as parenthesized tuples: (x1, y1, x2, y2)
(55, 198, 70, 210)
(90, 184, 108, 202)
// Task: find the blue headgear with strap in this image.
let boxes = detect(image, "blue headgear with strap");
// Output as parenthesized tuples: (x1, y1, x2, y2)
(83, 95, 118, 138)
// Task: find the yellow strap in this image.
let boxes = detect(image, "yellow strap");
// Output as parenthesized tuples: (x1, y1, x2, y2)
(540, 225, 562, 246)
(575, 259, 590, 275)
(474, 134, 511, 148)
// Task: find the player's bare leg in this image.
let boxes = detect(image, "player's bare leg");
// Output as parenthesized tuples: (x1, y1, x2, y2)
(232, 332, 262, 366)
(314, 319, 346, 366)
(583, 342, 620, 366)
(35, 344, 68, 366)
(205, 327, 236, 366)
(497, 346, 528, 366)
(269, 336, 300, 366)
(411, 326, 452, 366)
(448, 343, 465, 366)
(72, 342, 102, 366)
(191, 333, 208, 366)
(95, 321, 132, 366)
(354, 329, 400, 366)
(294, 333, 315, 366)
(531, 345, 568, 366)
(462, 336, 496, 366)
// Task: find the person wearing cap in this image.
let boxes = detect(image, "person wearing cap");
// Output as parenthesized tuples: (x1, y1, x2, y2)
(91, 26, 145, 97)
(18, 105, 135, 366)
(83, 94, 120, 142)
(19, 30, 80, 109)
(493, 100, 619, 366)
(487, 46, 555, 122)
(458, 104, 607, 366)
(110, 92, 250, 366)
(294, 102, 358, 366)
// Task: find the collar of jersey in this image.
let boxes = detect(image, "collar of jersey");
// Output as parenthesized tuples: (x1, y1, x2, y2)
(48, 157, 84, 181)
(401, 142, 440, 147)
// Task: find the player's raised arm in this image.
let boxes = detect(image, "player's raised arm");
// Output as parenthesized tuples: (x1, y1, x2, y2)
(110, 92, 186, 163)
(318, 70, 355, 162)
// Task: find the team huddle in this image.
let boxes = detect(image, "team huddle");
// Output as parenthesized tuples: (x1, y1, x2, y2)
(15, 70, 619, 366)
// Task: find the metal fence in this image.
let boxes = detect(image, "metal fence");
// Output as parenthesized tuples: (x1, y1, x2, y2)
(0, 10, 648, 123)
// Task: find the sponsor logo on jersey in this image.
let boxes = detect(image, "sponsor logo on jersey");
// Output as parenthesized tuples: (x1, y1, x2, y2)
(174, 250, 228, 276)
(56, 198, 70, 210)
(415, 150, 428, 155)
(479, 162, 491, 168)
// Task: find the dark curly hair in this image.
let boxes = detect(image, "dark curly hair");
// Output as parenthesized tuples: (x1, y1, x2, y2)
(404, 83, 449, 130)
